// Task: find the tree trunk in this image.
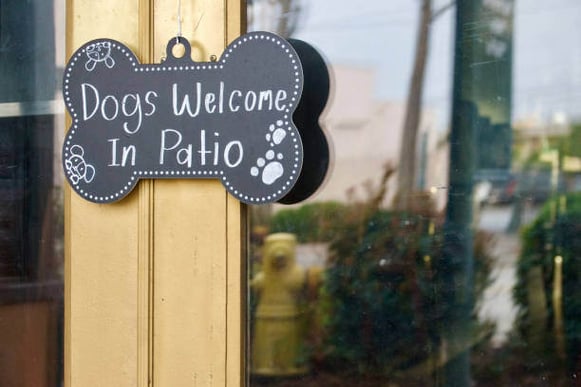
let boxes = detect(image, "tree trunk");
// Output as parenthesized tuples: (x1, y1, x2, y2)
(276, 0, 293, 38)
(276, 0, 301, 39)
(395, 0, 432, 210)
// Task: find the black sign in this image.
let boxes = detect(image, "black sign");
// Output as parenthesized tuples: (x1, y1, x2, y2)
(280, 39, 330, 204)
(63, 32, 310, 204)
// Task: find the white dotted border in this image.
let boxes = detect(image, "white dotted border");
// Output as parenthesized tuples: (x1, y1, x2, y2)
(63, 32, 303, 204)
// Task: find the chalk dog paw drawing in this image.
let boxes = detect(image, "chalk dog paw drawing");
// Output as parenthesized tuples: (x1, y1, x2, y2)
(65, 145, 96, 185)
(251, 150, 284, 185)
(85, 42, 115, 71)
(266, 120, 287, 146)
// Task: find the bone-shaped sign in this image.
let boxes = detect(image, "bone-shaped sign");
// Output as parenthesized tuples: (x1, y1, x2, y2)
(63, 32, 310, 204)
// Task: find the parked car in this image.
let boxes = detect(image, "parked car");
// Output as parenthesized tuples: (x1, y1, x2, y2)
(474, 170, 516, 205)
(516, 170, 568, 203)
(477, 169, 569, 205)
(486, 175, 517, 204)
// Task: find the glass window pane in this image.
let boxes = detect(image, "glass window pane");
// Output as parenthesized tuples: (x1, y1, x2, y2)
(246, 1, 581, 385)
(0, 1, 64, 386)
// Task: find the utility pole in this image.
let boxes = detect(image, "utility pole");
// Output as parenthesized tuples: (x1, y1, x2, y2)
(440, 2, 476, 385)
(440, 0, 514, 384)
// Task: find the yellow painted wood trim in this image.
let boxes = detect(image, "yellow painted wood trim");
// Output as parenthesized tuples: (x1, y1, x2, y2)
(226, 0, 247, 44)
(137, 181, 154, 386)
(227, 197, 247, 386)
(65, 1, 245, 386)
(225, 4, 247, 386)
(151, 181, 226, 386)
(137, 2, 155, 385)
(64, 0, 74, 383)
(65, 1, 144, 386)
(63, 128, 72, 387)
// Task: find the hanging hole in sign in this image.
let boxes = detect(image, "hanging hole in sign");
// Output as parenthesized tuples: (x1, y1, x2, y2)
(210, 55, 217, 62)
(172, 42, 186, 58)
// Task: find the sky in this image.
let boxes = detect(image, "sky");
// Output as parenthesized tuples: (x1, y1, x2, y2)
(252, 0, 581, 129)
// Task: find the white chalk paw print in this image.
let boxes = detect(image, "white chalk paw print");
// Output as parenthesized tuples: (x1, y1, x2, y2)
(265, 120, 287, 146)
(250, 150, 284, 185)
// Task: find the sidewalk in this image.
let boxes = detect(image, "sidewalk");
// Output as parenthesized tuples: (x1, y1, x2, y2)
(477, 203, 539, 346)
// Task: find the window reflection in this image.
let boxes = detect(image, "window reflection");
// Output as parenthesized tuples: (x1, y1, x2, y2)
(0, 1, 64, 386)
(247, 0, 581, 385)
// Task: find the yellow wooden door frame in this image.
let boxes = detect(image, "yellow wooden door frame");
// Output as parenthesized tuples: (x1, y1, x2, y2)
(64, 1, 246, 386)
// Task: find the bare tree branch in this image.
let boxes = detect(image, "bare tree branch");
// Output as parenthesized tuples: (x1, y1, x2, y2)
(248, 0, 302, 38)
(431, 1, 455, 22)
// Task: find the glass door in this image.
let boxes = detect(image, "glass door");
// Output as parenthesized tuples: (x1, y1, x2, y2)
(246, 1, 581, 385)
(0, 1, 65, 386)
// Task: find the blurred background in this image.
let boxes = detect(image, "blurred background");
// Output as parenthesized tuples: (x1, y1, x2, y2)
(246, 1, 581, 386)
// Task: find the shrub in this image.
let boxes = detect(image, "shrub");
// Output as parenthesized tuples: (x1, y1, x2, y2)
(263, 166, 494, 376)
(269, 201, 348, 243)
(324, 208, 439, 372)
(514, 192, 581, 372)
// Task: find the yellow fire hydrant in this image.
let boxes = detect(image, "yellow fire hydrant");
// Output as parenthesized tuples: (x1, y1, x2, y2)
(251, 233, 307, 376)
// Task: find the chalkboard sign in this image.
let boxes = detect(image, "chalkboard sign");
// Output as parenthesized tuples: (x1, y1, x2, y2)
(62, 32, 317, 204)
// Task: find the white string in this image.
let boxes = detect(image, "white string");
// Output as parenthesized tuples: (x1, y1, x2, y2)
(176, 0, 183, 43)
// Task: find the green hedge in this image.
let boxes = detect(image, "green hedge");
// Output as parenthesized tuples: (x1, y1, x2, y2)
(269, 201, 348, 243)
(324, 209, 438, 372)
(268, 201, 493, 375)
(514, 192, 581, 371)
